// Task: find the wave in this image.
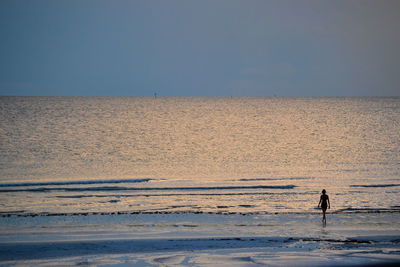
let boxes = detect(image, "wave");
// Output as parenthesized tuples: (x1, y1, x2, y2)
(2, 208, 400, 217)
(350, 184, 400, 188)
(0, 185, 296, 193)
(0, 178, 152, 188)
(55, 191, 307, 199)
(237, 177, 314, 181)
(334, 207, 400, 213)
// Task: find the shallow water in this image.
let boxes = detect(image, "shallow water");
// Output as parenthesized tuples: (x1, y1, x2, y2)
(0, 97, 399, 215)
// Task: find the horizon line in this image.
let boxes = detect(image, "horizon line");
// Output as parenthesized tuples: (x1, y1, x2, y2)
(1, 95, 399, 98)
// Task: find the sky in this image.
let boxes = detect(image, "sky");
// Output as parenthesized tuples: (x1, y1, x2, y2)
(0, 0, 399, 97)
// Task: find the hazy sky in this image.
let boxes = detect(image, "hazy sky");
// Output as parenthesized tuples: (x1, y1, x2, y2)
(1, 0, 399, 96)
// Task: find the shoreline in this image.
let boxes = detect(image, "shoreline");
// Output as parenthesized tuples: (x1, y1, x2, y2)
(2, 207, 400, 218)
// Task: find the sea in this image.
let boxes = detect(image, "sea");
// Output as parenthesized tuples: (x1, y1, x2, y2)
(0, 96, 399, 216)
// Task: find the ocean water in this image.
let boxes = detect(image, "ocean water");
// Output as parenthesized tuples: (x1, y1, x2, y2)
(0, 97, 399, 215)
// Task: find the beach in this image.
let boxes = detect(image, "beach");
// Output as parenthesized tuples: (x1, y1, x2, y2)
(1, 212, 400, 266)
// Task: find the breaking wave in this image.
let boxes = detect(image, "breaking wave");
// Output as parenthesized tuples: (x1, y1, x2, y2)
(237, 177, 315, 181)
(0, 185, 296, 193)
(350, 184, 400, 188)
(0, 178, 153, 188)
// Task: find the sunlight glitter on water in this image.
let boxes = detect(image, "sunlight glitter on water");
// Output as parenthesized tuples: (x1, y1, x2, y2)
(0, 97, 399, 214)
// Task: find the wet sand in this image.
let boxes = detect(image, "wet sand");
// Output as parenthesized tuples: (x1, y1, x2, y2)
(1, 212, 399, 266)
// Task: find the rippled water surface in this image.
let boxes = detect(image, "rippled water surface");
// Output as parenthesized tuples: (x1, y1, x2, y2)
(0, 97, 399, 214)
